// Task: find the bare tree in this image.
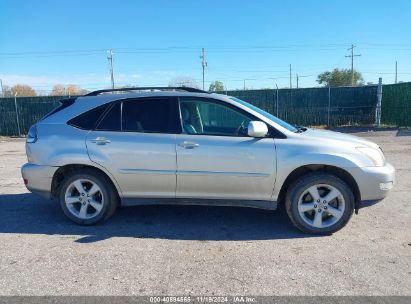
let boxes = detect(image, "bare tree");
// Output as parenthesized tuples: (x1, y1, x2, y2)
(50, 84, 88, 96)
(169, 76, 199, 89)
(11, 84, 37, 96)
(1, 85, 13, 97)
(50, 84, 66, 96)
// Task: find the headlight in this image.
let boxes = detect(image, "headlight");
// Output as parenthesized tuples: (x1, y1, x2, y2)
(356, 146, 385, 167)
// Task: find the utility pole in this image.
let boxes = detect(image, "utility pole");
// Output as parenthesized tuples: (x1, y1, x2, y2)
(395, 61, 398, 84)
(296, 74, 299, 89)
(289, 64, 292, 88)
(243, 79, 246, 90)
(200, 48, 207, 90)
(345, 44, 361, 86)
(107, 49, 115, 89)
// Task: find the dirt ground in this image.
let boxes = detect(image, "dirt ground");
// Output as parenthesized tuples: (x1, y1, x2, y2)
(0, 129, 410, 295)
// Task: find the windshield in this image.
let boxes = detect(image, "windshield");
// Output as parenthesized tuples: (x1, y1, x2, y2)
(230, 97, 297, 132)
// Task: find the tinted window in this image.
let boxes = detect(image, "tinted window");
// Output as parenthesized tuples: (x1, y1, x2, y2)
(96, 102, 121, 131)
(68, 103, 109, 130)
(180, 98, 252, 137)
(122, 98, 180, 133)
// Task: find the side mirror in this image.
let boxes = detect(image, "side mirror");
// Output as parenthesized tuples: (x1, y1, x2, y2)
(248, 121, 268, 138)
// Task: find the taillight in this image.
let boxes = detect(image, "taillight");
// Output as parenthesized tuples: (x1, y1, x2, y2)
(27, 125, 38, 143)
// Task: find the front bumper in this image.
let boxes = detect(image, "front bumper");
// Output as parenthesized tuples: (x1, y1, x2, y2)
(21, 163, 58, 199)
(348, 162, 395, 201)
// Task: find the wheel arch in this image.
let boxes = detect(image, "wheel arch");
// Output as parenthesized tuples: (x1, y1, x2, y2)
(277, 164, 361, 212)
(51, 164, 122, 201)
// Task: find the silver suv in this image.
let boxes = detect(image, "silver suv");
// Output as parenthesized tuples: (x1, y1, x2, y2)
(21, 87, 395, 234)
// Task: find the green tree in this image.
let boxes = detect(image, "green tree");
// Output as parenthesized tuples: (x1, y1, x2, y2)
(317, 68, 363, 87)
(208, 80, 225, 92)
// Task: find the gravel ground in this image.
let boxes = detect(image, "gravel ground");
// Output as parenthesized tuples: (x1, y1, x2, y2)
(0, 130, 410, 296)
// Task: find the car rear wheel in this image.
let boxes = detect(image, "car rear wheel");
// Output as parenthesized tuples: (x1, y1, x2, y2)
(59, 168, 118, 225)
(285, 172, 354, 234)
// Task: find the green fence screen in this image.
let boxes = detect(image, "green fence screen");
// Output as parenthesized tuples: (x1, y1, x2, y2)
(224, 85, 378, 126)
(0, 82, 410, 136)
(0, 96, 62, 136)
(380, 82, 411, 127)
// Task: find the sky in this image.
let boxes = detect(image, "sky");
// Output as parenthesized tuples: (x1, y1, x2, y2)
(1, 0, 411, 93)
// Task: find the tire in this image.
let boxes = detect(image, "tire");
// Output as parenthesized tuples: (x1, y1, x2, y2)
(58, 168, 119, 225)
(285, 172, 354, 234)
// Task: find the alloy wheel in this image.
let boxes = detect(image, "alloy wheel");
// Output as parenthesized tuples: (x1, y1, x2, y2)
(64, 179, 104, 220)
(297, 183, 345, 229)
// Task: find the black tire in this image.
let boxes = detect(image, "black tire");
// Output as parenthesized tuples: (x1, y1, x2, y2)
(285, 172, 354, 234)
(59, 168, 119, 225)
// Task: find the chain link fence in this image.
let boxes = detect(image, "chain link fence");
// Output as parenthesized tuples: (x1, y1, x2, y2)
(0, 82, 410, 136)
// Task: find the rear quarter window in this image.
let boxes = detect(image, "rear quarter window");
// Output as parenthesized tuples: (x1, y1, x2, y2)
(68, 103, 109, 130)
(96, 102, 121, 131)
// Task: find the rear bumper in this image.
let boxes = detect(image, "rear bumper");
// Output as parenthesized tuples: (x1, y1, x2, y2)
(21, 163, 58, 199)
(348, 162, 395, 201)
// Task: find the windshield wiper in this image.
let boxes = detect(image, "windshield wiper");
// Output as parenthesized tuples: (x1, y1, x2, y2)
(294, 125, 307, 133)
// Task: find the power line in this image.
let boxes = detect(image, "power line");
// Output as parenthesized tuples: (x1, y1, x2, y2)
(3, 42, 411, 58)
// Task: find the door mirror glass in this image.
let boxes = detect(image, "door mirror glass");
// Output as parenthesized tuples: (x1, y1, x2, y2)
(248, 121, 268, 137)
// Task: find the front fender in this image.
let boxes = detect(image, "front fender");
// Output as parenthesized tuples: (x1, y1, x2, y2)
(272, 146, 362, 200)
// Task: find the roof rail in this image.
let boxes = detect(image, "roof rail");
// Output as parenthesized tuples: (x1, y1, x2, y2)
(84, 86, 209, 96)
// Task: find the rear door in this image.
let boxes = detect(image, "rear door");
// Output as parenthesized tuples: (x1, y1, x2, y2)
(86, 97, 180, 198)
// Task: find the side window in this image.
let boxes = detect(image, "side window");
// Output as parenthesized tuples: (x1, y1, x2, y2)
(180, 98, 252, 137)
(96, 102, 121, 131)
(122, 98, 180, 134)
(68, 103, 109, 130)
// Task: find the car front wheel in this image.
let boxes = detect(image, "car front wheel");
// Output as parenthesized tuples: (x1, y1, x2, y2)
(285, 172, 355, 234)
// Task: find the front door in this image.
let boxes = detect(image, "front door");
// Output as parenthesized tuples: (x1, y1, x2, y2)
(86, 97, 181, 198)
(176, 97, 276, 201)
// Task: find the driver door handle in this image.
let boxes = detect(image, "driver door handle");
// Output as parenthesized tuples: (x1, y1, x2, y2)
(91, 137, 111, 145)
(178, 141, 200, 149)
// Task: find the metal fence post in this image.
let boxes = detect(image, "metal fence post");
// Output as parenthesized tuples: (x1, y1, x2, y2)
(327, 86, 331, 126)
(14, 92, 21, 136)
(376, 77, 382, 127)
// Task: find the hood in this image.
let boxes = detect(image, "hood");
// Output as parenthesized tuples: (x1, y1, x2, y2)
(301, 128, 379, 149)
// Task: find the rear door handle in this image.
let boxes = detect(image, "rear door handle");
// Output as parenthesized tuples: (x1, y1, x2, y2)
(91, 137, 111, 145)
(178, 141, 200, 149)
